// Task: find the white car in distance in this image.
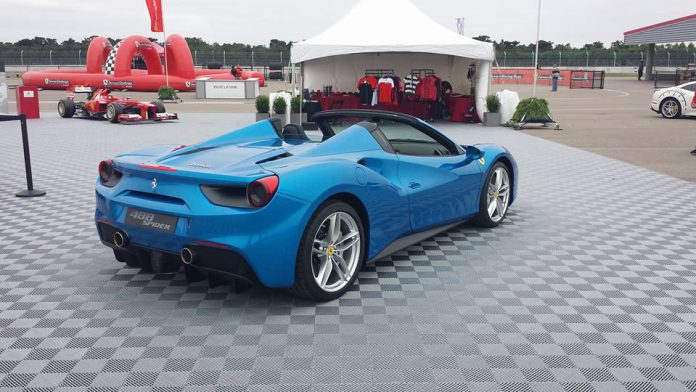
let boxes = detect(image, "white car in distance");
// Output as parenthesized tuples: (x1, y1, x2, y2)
(651, 81, 696, 119)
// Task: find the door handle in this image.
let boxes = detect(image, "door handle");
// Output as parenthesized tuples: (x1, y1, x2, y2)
(409, 182, 421, 189)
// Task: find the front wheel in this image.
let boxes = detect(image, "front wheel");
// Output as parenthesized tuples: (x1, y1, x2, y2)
(660, 98, 681, 119)
(472, 162, 511, 228)
(150, 100, 166, 113)
(105, 102, 123, 123)
(291, 201, 364, 301)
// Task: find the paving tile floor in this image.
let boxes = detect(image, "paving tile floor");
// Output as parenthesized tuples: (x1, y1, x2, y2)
(0, 114, 695, 391)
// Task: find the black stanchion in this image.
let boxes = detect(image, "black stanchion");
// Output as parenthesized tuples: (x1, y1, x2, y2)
(0, 113, 46, 197)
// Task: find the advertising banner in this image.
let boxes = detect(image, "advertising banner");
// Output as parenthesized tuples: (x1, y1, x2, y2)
(492, 68, 573, 86)
(145, 0, 164, 32)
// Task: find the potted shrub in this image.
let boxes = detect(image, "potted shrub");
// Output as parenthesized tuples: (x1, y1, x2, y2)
(271, 96, 287, 126)
(511, 97, 559, 129)
(255, 95, 270, 122)
(483, 94, 501, 126)
(157, 85, 180, 102)
(290, 95, 306, 124)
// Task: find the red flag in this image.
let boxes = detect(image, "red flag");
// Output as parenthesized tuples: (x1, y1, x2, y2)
(145, 0, 164, 32)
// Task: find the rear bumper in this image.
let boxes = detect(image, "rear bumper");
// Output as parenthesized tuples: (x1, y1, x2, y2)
(95, 186, 311, 288)
(99, 222, 259, 284)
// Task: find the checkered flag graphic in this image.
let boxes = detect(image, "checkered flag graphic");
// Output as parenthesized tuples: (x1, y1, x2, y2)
(103, 41, 122, 75)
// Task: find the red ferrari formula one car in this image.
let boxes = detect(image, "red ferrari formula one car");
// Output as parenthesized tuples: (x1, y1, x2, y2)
(57, 87, 178, 124)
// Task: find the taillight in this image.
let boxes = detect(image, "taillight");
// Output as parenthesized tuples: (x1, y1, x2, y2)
(247, 176, 279, 208)
(99, 160, 113, 183)
(98, 159, 122, 187)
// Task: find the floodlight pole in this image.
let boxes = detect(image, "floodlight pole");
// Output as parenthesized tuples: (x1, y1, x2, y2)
(532, 0, 541, 97)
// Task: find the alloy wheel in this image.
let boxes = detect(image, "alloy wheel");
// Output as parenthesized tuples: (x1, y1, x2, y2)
(311, 211, 361, 293)
(662, 100, 679, 118)
(106, 105, 115, 120)
(487, 167, 510, 223)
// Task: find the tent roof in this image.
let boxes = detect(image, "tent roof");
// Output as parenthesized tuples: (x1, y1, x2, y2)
(290, 0, 495, 63)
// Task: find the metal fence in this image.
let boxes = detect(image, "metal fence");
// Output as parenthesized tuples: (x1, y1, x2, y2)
(0, 49, 291, 68)
(2, 48, 696, 69)
(497, 51, 696, 68)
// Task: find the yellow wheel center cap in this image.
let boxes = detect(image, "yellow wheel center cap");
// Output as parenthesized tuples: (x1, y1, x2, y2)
(494, 191, 499, 198)
(326, 246, 335, 256)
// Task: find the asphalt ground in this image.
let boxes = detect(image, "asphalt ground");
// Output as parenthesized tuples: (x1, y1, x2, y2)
(6, 76, 696, 182)
(491, 78, 696, 182)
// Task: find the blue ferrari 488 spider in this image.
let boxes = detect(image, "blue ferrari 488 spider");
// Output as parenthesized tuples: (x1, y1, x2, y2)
(95, 110, 518, 300)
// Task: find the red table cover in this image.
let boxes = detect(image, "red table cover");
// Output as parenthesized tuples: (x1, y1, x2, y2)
(446, 94, 479, 122)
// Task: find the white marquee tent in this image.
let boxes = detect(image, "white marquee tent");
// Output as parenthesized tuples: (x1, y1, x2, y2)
(290, 0, 495, 119)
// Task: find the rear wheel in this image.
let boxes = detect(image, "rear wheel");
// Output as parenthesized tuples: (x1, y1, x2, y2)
(57, 99, 75, 118)
(660, 98, 681, 119)
(291, 201, 364, 301)
(472, 162, 511, 228)
(105, 102, 124, 123)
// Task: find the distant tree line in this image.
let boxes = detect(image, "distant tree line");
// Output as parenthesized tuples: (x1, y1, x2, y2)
(0, 36, 293, 67)
(1, 36, 694, 68)
(0, 36, 292, 54)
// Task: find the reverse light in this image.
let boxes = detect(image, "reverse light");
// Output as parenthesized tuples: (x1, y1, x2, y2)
(247, 176, 279, 208)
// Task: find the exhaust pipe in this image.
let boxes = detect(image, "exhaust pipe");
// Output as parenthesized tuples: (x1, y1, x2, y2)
(181, 247, 194, 265)
(113, 232, 127, 248)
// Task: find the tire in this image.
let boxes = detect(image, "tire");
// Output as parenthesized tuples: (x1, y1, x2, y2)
(472, 162, 512, 228)
(57, 99, 75, 118)
(660, 98, 681, 119)
(105, 102, 124, 123)
(150, 100, 166, 113)
(291, 200, 365, 301)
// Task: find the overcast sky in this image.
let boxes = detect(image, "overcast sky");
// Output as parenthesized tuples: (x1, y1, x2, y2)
(2, 0, 695, 46)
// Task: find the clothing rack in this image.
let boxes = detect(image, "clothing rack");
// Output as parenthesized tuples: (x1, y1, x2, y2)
(409, 69, 435, 78)
(365, 69, 395, 78)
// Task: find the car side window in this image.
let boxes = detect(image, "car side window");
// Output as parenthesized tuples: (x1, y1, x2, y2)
(681, 83, 696, 92)
(378, 120, 453, 157)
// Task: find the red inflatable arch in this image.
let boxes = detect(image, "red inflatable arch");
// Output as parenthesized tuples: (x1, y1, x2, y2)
(85, 37, 112, 74)
(22, 34, 266, 92)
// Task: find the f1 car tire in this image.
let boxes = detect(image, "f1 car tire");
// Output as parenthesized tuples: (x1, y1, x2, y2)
(150, 100, 166, 113)
(57, 99, 75, 118)
(660, 98, 681, 119)
(472, 162, 511, 228)
(106, 102, 124, 123)
(292, 200, 365, 301)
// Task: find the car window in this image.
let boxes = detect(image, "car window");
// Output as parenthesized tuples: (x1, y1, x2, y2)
(681, 83, 696, 92)
(377, 120, 453, 156)
(316, 114, 459, 156)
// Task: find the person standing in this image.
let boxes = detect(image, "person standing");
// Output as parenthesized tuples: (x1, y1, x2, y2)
(551, 65, 560, 92)
(638, 60, 644, 81)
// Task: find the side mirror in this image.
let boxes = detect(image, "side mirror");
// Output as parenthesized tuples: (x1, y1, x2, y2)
(465, 145, 482, 159)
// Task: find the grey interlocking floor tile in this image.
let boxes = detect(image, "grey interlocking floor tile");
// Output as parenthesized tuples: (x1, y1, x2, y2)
(1, 114, 695, 391)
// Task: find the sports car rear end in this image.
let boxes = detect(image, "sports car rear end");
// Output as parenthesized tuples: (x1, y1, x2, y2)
(95, 124, 313, 288)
